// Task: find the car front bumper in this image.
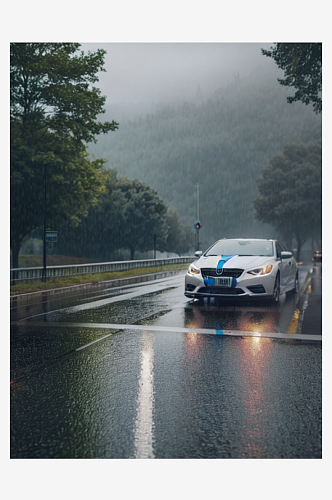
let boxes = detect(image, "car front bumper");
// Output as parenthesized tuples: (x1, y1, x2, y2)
(184, 272, 276, 299)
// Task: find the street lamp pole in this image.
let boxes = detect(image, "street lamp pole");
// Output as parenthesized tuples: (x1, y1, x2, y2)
(42, 164, 47, 282)
(196, 184, 200, 251)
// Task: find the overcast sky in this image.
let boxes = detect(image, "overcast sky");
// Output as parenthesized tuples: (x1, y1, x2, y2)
(81, 42, 276, 105)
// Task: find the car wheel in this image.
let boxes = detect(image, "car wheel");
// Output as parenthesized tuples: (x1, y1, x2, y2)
(272, 273, 280, 302)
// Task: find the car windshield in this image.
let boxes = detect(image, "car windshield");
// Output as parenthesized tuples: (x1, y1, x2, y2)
(204, 239, 274, 257)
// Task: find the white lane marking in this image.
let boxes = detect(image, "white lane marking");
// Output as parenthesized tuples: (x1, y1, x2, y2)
(75, 332, 116, 351)
(13, 321, 322, 344)
(134, 332, 155, 459)
(66, 278, 182, 312)
(15, 275, 183, 322)
(76, 275, 183, 303)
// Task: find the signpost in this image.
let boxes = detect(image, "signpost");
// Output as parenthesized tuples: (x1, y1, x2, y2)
(195, 184, 201, 252)
(43, 164, 47, 281)
(45, 230, 58, 243)
(43, 230, 58, 281)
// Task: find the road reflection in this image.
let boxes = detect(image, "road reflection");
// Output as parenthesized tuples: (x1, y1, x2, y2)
(185, 332, 203, 351)
(182, 310, 282, 458)
(238, 336, 273, 458)
(183, 294, 297, 335)
(181, 298, 300, 457)
(134, 331, 155, 458)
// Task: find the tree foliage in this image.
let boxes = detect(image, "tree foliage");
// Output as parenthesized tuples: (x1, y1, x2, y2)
(253, 141, 322, 259)
(261, 43, 322, 113)
(114, 176, 168, 259)
(56, 172, 191, 260)
(10, 43, 118, 267)
(165, 209, 193, 255)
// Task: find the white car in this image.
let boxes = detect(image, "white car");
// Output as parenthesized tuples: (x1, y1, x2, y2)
(184, 238, 298, 302)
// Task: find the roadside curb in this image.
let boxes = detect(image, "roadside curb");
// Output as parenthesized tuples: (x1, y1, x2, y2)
(296, 265, 312, 305)
(297, 265, 322, 337)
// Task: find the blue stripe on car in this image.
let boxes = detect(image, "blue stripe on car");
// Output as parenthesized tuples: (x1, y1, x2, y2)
(217, 254, 237, 270)
(203, 255, 238, 287)
(204, 277, 215, 286)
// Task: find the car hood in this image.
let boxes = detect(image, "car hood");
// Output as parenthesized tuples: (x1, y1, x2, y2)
(196, 254, 272, 270)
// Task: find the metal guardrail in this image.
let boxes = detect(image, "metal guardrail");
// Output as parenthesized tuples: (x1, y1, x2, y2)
(10, 256, 194, 283)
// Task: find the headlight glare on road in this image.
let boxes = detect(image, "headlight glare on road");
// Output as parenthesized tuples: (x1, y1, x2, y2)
(247, 265, 273, 276)
(188, 264, 201, 275)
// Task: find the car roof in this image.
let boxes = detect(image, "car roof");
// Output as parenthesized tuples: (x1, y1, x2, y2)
(216, 238, 274, 242)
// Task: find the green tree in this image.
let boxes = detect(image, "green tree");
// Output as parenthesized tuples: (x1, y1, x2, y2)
(57, 172, 172, 261)
(165, 209, 193, 255)
(115, 177, 168, 260)
(10, 43, 118, 268)
(253, 141, 322, 260)
(262, 43, 322, 113)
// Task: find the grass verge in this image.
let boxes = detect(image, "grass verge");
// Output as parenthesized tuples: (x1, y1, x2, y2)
(10, 264, 188, 295)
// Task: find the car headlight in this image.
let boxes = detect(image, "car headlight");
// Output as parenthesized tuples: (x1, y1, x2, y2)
(247, 265, 273, 276)
(188, 263, 201, 275)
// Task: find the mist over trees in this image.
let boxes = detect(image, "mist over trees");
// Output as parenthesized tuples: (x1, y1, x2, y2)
(89, 69, 321, 252)
(254, 140, 322, 261)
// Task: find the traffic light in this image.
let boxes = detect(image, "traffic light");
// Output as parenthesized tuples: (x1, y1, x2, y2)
(194, 221, 201, 231)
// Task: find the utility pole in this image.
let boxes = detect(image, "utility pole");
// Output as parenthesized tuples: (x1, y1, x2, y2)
(195, 184, 200, 252)
(42, 164, 47, 282)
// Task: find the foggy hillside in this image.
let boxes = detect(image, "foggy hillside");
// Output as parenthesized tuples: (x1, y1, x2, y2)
(88, 69, 322, 250)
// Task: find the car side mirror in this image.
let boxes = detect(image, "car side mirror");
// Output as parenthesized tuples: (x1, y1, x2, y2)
(194, 251, 203, 258)
(281, 251, 293, 259)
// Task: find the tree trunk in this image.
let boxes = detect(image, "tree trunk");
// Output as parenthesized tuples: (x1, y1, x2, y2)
(11, 240, 21, 268)
(130, 247, 135, 260)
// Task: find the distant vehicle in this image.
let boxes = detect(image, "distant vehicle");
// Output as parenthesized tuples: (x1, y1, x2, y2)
(312, 250, 322, 263)
(184, 238, 298, 303)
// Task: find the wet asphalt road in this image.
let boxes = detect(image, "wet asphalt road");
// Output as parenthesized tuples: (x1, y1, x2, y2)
(10, 265, 322, 458)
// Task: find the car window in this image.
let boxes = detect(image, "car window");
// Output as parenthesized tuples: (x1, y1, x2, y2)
(205, 240, 274, 257)
(276, 242, 284, 258)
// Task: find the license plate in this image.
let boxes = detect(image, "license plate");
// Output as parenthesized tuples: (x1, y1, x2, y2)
(215, 277, 232, 287)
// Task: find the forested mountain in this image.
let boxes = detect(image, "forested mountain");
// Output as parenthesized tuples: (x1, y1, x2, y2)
(88, 69, 322, 251)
